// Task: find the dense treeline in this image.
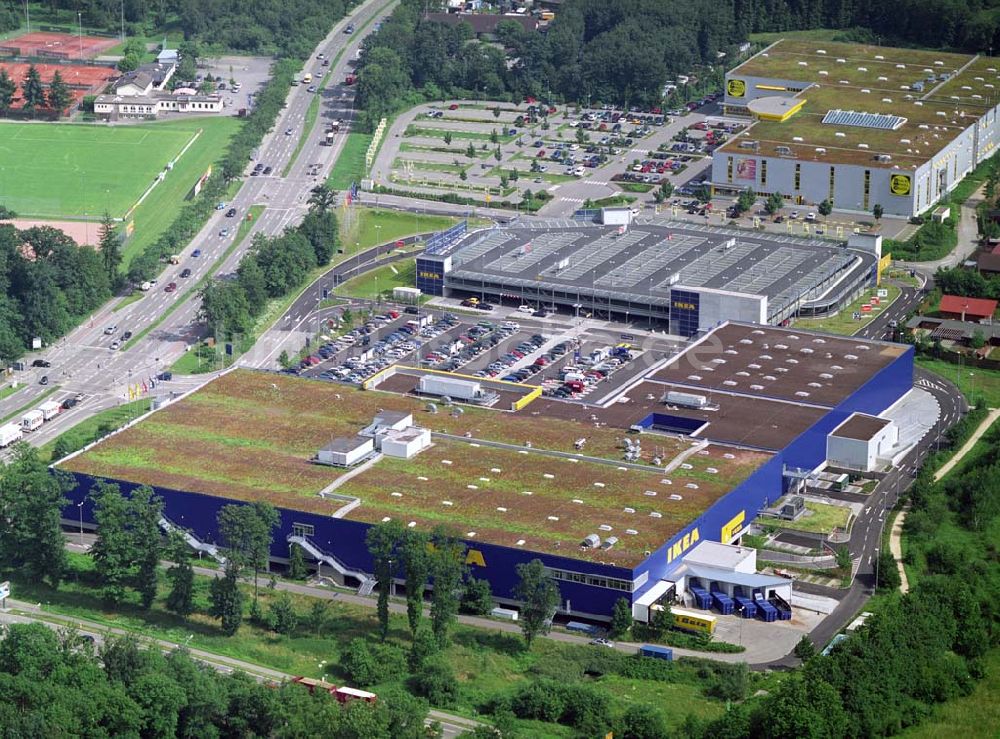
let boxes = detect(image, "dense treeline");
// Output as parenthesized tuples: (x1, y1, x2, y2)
(0, 0, 357, 58)
(0, 623, 431, 738)
(197, 186, 338, 339)
(0, 221, 112, 364)
(354, 0, 1000, 131)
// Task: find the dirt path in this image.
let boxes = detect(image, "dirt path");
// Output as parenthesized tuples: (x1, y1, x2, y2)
(888, 505, 910, 594)
(934, 407, 1000, 481)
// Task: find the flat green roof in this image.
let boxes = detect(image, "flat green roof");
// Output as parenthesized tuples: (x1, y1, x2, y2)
(724, 39, 995, 168)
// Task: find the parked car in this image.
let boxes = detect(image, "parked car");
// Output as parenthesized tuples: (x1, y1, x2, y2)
(31, 359, 50, 368)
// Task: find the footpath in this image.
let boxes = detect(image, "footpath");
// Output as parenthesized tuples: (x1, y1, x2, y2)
(933, 407, 1000, 481)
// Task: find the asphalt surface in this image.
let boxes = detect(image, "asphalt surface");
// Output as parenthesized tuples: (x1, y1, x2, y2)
(0, 0, 398, 450)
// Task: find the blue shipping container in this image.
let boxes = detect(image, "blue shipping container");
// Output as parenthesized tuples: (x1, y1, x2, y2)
(639, 645, 674, 661)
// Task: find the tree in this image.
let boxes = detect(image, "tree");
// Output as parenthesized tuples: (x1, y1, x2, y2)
(209, 564, 244, 636)
(509, 168, 519, 182)
(490, 128, 499, 144)
(460, 577, 494, 615)
(409, 658, 458, 706)
(735, 187, 756, 215)
(459, 169, 468, 181)
(765, 192, 784, 215)
(513, 559, 560, 648)
(794, 635, 817, 661)
(610, 597, 633, 639)
(443, 131, 452, 146)
(306, 599, 327, 635)
(268, 592, 298, 635)
(0, 68, 15, 115)
(877, 548, 901, 592)
(873, 203, 884, 222)
(818, 198, 833, 221)
(287, 543, 308, 579)
(694, 184, 711, 204)
(217, 502, 279, 605)
(21, 65, 45, 114)
(131, 486, 165, 609)
(408, 625, 437, 672)
(0, 444, 70, 588)
(429, 527, 466, 647)
(465, 142, 476, 159)
(47, 70, 72, 114)
(118, 52, 140, 72)
(165, 534, 195, 617)
(307, 184, 337, 214)
(970, 329, 986, 350)
(97, 213, 122, 285)
(51, 435, 74, 461)
(90, 481, 136, 605)
(618, 703, 667, 739)
(365, 520, 404, 641)
(835, 545, 852, 570)
(493, 147, 503, 162)
(492, 105, 501, 118)
(400, 530, 431, 636)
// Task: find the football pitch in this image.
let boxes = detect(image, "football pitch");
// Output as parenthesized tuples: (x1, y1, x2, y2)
(0, 122, 199, 219)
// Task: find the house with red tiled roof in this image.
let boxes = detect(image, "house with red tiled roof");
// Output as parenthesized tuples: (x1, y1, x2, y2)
(939, 294, 998, 323)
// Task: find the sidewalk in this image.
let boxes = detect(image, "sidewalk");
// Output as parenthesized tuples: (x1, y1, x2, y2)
(888, 505, 911, 595)
(934, 407, 1000, 481)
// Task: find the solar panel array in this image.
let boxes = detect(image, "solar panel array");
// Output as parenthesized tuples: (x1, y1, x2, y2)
(821, 109, 907, 130)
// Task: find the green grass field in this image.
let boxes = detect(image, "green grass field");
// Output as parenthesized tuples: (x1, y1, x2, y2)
(795, 285, 901, 336)
(327, 133, 373, 190)
(40, 399, 152, 463)
(0, 118, 241, 268)
(0, 121, 197, 218)
(334, 258, 425, 301)
(916, 356, 1000, 407)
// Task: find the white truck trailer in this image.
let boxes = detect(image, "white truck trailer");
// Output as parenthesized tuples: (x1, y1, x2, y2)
(21, 410, 43, 432)
(418, 375, 484, 401)
(0, 422, 22, 447)
(39, 400, 61, 421)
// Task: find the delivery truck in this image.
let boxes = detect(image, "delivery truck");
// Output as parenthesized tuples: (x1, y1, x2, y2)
(39, 400, 60, 421)
(21, 410, 43, 432)
(0, 422, 22, 447)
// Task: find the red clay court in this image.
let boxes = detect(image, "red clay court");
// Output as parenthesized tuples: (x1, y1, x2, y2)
(0, 31, 118, 60)
(0, 61, 114, 108)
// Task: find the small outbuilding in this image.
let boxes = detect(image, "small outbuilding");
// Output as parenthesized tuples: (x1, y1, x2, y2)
(316, 436, 374, 467)
(826, 412, 898, 472)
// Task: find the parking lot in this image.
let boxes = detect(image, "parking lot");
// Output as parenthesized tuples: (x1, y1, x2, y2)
(198, 55, 273, 114)
(282, 302, 655, 406)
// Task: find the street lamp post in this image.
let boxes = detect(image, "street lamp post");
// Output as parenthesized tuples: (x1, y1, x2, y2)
(77, 501, 85, 545)
(874, 547, 880, 592)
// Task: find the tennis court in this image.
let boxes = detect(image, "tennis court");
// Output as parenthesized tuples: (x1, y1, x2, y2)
(0, 61, 113, 110)
(0, 31, 118, 60)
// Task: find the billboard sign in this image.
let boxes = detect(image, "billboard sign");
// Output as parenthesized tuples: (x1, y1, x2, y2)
(726, 78, 746, 98)
(735, 158, 757, 181)
(889, 173, 912, 196)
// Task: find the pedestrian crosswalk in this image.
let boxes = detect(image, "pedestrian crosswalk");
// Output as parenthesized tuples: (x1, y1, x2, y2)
(560, 197, 586, 204)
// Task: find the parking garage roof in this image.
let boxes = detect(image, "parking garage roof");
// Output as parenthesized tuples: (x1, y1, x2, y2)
(445, 220, 868, 316)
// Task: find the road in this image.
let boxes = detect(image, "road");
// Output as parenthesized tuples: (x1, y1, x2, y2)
(0, 0, 398, 450)
(0, 597, 481, 739)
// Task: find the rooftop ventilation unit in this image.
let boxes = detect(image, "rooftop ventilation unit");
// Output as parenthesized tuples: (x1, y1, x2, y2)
(878, 77, 888, 82)
(776, 145, 792, 154)
(857, 66, 868, 72)
(934, 60, 944, 66)
(882, 97, 892, 103)
(820, 372, 834, 379)
(601, 537, 619, 550)
(816, 147, 826, 154)
(900, 138, 911, 143)
(798, 61, 808, 66)
(808, 382, 823, 388)
(650, 511, 662, 519)
(626, 529, 638, 536)
(817, 49, 827, 54)
(858, 143, 869, 148)
(582, 534, 601, 548)
(875, 54, 885, 60)
(837, 57, 846, 63)
(763, 375, 777, 381)
(835, 132, 846, 137)
(739, 140, 758, 150)
(861, 88, 871, 93)
(787, 358, 799, 364)
(845, 353, 859, 360)
(819, 70, 828, 76)
(876, 153, 891, 161)
(792, 136, 804, 142)
(795, 391, 810, 397)
(896, 64, 905, 69)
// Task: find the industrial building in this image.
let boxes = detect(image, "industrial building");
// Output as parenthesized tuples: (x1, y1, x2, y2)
(55, 323, 916, 625)
(417, 216, 878, 336)
(715, 39, 1000, 217)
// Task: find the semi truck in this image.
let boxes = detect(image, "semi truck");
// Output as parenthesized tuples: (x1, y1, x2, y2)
(324, 131, 334, 146)
(20, 410, 43, 432)
(0, 422, 22, 447)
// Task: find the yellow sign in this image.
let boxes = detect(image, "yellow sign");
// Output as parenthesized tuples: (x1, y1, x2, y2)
(666, 527, 700, 564)
(889, 173, 912, 196)
(672, 301, 696, 311)
(721, 511, 746, 544)
(727, 78, 746, 98)
(428, 543, 486, 567)
(876, 252, 892, 286)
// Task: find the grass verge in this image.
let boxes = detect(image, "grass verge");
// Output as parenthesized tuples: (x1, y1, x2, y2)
(794, 285, 901, 336)
(915, 356, 1000, 406)
(40, 399, 152, 463)
(327, 133, 374, 189)
(334, 258, 422, 301)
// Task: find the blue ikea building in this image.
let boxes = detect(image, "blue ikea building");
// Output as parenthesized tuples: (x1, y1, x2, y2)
(57, 323, 914, 621)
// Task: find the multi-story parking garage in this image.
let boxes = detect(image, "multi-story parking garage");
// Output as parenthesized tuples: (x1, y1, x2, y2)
(417, 216, 878, 336)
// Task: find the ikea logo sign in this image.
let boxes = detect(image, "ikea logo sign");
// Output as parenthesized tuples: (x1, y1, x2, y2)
(666, 528, 700, 563)
(428, 542, 486, 567)
(419, 270, 443, 280)
(672, 301, 696, 311)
